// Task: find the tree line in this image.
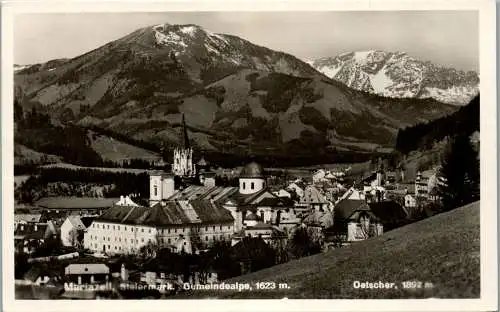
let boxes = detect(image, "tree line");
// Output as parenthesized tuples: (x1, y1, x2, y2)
(395, 95, 479, 154)
(15, 167, 150, 203)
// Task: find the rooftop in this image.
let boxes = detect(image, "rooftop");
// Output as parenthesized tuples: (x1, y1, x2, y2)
(65, 263, 109, 275)
(35, 197, 119, 210)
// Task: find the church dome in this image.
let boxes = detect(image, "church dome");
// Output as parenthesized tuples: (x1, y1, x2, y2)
(240, 162, 264, 178)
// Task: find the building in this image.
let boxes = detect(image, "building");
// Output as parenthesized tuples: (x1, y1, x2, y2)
(286, 181, 305, 198)
(149, 172, 176, 207)
(64, 263, 110, 285)
(312, 169, 327, 183)
(404, 194, 417, 208)
(34, 197, 118, 216)
(83, 197, 235, 255)
(272, 189, 292, 199)
(415, 170, 435, 197)
(172, 114, 196, 177)
(368, 200, 409, 232)
(297, 185, 331, 212)
(14, 223, 54, 254)
(60, 215, 94, 247)
(333, 199, 383, 242)
(14, 213, 42, 226)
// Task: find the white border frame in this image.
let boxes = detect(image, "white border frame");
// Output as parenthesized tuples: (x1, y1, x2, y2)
(2, 1, 497, 311)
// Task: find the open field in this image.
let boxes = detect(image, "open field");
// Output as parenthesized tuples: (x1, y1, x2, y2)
(184, 201, 480, 299)
(88, 131, 161, 163)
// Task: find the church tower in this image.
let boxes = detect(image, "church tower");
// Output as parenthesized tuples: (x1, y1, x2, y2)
(172, 114, 196, 177)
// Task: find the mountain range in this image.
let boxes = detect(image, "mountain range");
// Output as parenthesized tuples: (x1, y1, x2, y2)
(308, 51, 479, 105)
(14, 24, 464, 165)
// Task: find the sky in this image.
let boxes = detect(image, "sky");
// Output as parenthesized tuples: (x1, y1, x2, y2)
(14, 11, 478, 71)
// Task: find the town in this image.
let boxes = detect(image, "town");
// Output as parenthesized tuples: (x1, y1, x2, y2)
(14, 116, 446, 299)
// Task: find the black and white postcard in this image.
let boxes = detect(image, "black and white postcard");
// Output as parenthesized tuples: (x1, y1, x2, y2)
(1, 0, 497, 311)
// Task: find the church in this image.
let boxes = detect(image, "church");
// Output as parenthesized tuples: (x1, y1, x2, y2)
(171, 114, 196, 177)
(83, 116, 297, 255)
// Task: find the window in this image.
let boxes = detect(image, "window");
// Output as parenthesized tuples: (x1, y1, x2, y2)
(168, 229, 170, 234)
(107, 225, 110, 229)
(131, 228, 133, 232)
(161, 238, 164, 243)
(141, 238, 144, 242)
(103, 236, 105, 241)
(205, 226, 208, 231)
(141, 229, 144, 233)
(251, 182, 254, 190)
(205, 236, 208, 241)
(115, 246, 117, 250)
(108, 245, 110, 249)
(243, 182, 246, 190)
(168, 238, 171, 243)
(148, 239, 151, 243)
(119, 238, 121, 242)
(118, 226, 120, 230)
(175, 229, 177, 233)
(113, 225, 115, 230)
(220, 225, 222, 231)
(108, 237, 110, 241)
(149, 229, 151, 233)
(213, 226, 215, 231)
(97, 224, 99, 229)
(228, 226, 230, 230)
(93, 224, 95, 228)
(154, 185, 158, 196)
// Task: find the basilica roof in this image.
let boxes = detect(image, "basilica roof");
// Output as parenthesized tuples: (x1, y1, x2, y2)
(94, 199, 234, 227)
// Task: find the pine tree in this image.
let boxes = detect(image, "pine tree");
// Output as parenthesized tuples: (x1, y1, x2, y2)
(439, 133, 480, 211)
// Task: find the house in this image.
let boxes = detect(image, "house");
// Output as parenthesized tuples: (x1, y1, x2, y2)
(231, 223, 285, 247)
(404, 194, 417, 208)
(61, 216, 94, 247)
(199, 171, 216, 187)
(297, 185, 331, 212)
(312, 169, 327, 183)
(274, 208, 301, 233)
(368, 201, 409, 232)
(14, 223, 53, 254)
(302, 210, 334, 229)
(415, 170, 435, 197)
(64, 263, 110, 285)
(333, 199, 383, 242)
(14, 213, 42, 226)
(286, 182, 305, 198)
(22, 266, 60, 286)
(272, 189, 292, 198)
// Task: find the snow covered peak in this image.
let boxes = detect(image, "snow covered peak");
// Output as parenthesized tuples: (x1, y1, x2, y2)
(309, 51, 479, 105)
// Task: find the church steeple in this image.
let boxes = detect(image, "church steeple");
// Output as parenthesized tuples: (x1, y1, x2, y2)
(181, 113, 190, 149)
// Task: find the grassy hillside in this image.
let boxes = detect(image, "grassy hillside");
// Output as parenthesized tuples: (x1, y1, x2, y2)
(14, 144, 62, 165)
(87, 130, 161, 163)
(185, 201, 480, 299)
